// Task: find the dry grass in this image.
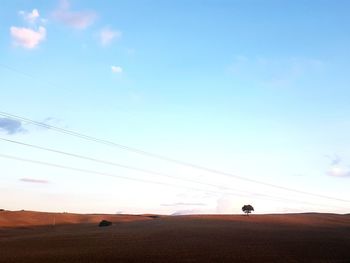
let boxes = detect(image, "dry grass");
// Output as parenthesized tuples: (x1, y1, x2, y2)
(0, 211, 349, 262)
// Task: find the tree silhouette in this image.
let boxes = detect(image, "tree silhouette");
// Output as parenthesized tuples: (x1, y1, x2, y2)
(242, 204, 254, 216)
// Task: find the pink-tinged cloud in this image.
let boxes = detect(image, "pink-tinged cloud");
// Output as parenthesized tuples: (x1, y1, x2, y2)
(327, 166, 350, 177)
(53, 0, 96, 29)
(20, 178, 49, 184)
(100, 28, 121, 46)
(10, 26, 46, 49)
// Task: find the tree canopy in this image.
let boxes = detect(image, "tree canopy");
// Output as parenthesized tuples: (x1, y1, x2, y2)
(242, 205, 254, 215)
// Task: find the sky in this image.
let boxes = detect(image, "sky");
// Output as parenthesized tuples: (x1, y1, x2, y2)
(0, 0, 349, 215)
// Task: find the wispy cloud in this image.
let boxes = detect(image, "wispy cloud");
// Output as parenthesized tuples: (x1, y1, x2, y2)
(52, 0, 97, 29)
(126, 48, 136, 55)
(10, 26, 46, 49)
(228, 56, 324, 89)
(100, 28, 121, 46)
(111, 65, 123, 74)
(326, 154, 341, 165)
(0, 118, 26, 135)
(326, 155, 350, 177)
(19, 9, 40, 23)
(20, 178, 49, 184)
(161, 202, 207, 207)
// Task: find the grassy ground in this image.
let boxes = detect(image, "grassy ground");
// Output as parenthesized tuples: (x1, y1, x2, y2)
(0, 211, 349, 262)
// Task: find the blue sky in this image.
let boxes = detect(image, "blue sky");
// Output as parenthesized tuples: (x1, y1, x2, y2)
(0, 0, 349, 214)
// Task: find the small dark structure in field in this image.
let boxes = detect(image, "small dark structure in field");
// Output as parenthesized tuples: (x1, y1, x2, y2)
(99, 220, 112, 227)
(148, 215, 160, 219)
(242, 205, 254, 216)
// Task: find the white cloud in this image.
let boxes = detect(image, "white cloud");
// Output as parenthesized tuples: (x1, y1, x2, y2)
(53, 0, 96, 29)
(19, 9, 40, 23)
(111, 65, 123, 74)
(10, 26, 46, 49)
(100, 28, 121, 46)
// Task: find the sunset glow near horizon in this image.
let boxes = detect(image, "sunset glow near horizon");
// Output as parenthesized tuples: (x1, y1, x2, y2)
(1, 0, 349, 215)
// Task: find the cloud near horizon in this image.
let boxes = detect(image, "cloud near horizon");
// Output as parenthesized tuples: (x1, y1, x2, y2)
(171, 209, 202, 216)
(20, 178, 49, 184)
(0, 118, 26, 135)
(100, 28, 121, 46)
(326, 155, 350, 177)
(161, 202, 207, 207)
(52, 0, 97, 29)
(327, 166, 350, 177)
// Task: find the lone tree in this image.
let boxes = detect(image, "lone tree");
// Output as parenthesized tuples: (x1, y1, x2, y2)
(242, 204, 254, 216)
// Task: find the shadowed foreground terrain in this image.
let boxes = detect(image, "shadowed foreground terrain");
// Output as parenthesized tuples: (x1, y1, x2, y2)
(0, 211, 349, 262)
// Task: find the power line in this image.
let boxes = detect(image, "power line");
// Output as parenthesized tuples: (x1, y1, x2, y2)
(2, 138, 347, 211)
(0, 137, 246, 195)
(0, 64, 58, 89)
(0, 64, 38, 80)
(1, 111, 349, 203)
(0, 153, 344, 210)
(0, 153, 212, 193)
(1, 137, 330, 206)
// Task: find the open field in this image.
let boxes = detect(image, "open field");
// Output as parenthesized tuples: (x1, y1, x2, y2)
(0, 211, 349, 262)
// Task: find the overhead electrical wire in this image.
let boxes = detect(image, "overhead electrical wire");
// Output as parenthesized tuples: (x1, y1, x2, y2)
(0, 137, 246, 195)
(0, 64, 59, 89)
(0, 110, 349, 203)
(3, 137, 337, 206)
(0, 153, 345, 210)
